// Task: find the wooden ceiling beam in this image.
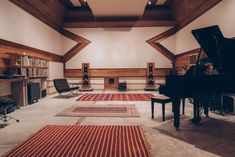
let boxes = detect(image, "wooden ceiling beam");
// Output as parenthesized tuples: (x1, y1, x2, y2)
(61, 28, 91, 63)
(63, 5, 175, 28)
(147, 42, 176, 62)
(63, 19, 175, 28)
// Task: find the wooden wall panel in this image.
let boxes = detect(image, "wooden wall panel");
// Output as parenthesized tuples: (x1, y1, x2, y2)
(0, 53, 10, 74)
(175, 48, 200, 75)
(64, 68, 172, 78)
(0, 39, 62, 62)
(104, 77, 119, 90)
(171, 0, 222, 28)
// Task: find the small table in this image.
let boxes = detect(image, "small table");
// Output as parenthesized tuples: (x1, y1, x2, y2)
(151, 95, 185, 121)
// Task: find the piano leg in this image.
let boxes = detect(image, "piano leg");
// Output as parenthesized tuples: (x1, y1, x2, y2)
(172, 98, 181, 129)
(204, 103, 209, 117)
(182, 98, 185, 115)
(192, 97, 201, 124)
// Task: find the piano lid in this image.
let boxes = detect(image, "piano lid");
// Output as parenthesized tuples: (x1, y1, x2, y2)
(192, 25, 224, 73)
(192, 25, 235, 74)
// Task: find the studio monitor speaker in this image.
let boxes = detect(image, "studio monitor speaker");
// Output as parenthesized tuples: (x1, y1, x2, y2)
(81, 63, 93, 91)
(145, 62, 156, 91)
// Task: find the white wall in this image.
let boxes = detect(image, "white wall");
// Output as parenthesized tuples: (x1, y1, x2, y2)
(0, 1, 64, 96)
(48, 62, 64, 80)
(175, 0, 235, 54)
(0, 0, 62, 55)
(47, 62, 64, 94)
(64, 27, 174, 69)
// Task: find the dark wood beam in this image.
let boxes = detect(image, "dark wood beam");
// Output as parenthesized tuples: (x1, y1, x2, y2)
(146, 26, 178, 43)
(148, 42, 176, 62)
(63, 6, 175, 28)
(60, 28, 90, 43)
(61, 28, 91, 63)
(173, 0, 222, 28)
(63, 19, 176, 28)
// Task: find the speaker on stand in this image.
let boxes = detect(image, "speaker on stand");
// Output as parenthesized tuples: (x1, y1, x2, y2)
(144, 62, 156, 91)
(80, 63, 93, 91)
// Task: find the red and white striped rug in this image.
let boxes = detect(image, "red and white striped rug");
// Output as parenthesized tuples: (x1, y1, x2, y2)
(4, 125, 151, 157)
(77, 93, 154, 101)
(55, 104, 140, 117)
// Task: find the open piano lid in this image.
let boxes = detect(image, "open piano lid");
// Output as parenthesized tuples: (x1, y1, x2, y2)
(192, 25, 235, 74)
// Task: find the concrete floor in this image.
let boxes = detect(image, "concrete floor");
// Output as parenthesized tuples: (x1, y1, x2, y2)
(0, 90, 235, 157)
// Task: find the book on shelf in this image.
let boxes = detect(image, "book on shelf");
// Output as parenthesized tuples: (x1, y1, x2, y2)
(11, 54, 49, 78)
(13, 55, 48, 68)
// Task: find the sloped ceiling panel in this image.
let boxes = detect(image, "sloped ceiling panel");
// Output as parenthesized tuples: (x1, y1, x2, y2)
(156, 0, 167, 5)
(70, 0, 81, 6)
(87, 0, 148, 17)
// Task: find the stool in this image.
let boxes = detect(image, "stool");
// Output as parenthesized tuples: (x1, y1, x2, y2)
(151, 95, 185, 121)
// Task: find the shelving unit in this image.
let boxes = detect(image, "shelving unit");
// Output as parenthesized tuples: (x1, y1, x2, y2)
(9, 53, 49, 78)
(0, 53, 50, 106)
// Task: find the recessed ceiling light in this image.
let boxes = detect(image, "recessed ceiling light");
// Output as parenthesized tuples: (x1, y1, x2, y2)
(148, 1, 151, 5)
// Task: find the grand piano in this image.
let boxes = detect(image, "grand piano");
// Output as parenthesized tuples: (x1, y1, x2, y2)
(159, 25, 235, 128)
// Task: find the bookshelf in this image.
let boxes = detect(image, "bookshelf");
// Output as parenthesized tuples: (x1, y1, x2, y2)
(9, 54, 49, 78)
(0, 53, 50, 106)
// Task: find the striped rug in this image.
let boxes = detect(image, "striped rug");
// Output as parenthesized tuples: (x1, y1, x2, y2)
(77, 93, 154, 101)
(4, 125, 151, 157)
(55, 104, 140, 117)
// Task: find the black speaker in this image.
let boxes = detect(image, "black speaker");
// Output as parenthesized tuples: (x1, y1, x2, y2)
(145, 62, 155, 90)
(27, 82, 40, 104)
(41, 89, 47, 98)
(81, 63, 92, 90)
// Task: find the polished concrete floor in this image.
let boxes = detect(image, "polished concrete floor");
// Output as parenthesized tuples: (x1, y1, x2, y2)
(1, 91, 235, 157)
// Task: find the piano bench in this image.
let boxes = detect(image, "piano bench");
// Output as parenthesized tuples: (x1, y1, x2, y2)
(151, 95, 185, 121)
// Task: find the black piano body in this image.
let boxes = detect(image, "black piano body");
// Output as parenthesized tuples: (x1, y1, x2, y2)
(159, 25, 235, 128)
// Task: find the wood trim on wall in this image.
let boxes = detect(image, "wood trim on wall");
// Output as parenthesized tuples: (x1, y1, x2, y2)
(175, 48, 200, 75)
(8, 1, 91, 63)
(64, 68, 172, 78)
(0, 39, 62, 62)
(175, 48, 201, 58)
(60, 29, 91, 63)
(146, 0, 222, 63)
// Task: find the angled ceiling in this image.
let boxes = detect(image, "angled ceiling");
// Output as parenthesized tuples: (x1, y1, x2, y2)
(9, 0, 176, 29)
(8, 0, 222, 63)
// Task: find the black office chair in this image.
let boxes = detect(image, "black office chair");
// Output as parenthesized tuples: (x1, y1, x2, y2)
(53, 79, 79, 95)
(0, 97, 19, 125)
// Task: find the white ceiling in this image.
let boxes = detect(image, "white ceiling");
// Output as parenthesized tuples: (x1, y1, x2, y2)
(156, 0, 167, 5)
(70, 0, 81, 6)
(87, 0, 149, 17)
